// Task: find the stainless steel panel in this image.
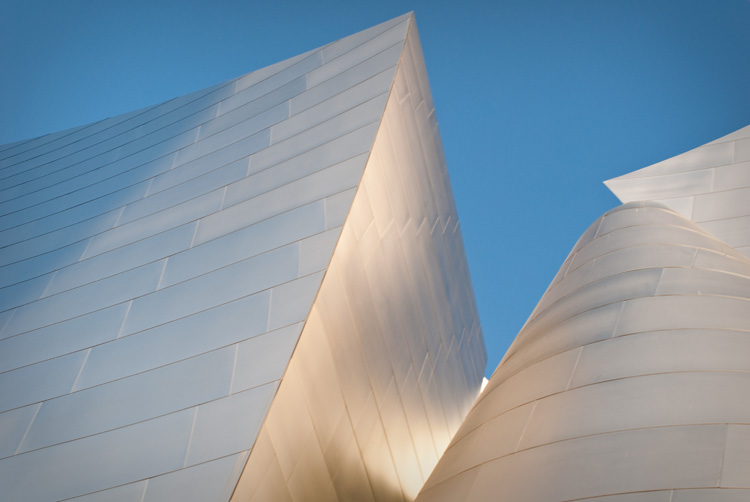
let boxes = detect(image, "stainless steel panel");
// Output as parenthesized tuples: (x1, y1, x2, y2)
(567, 492, 673, 501)
(736, 138, 750, 162)
(324, 188, 357, 229)
(466, 348, 580, 441)
(317, 13, 410, 65)
(700, 215, 750, 248)
(267, 273, 324, 331)
(231, 48, 316, 95)
(534, 244, 695, 315)
(3, 259, 163, 337)
(201, 77, 306, 140)
(0, 274, 51, 311)
(572, 329, 750, 387)
(224, 146, 367, 210)
(299, 228, 341, 277)
(234, 52, 323, 96)
(144, 453, 249, 502)
(528, 268, 661, 328)
(615, 295, 750, 335)
(0, 210, 119, 267)
(0, 404, 39, 457)
(259, 97, 385, 163)
(76, 292, 270, 390)
(147, 156, 240, 196)
(161, 202, 325, 288)
(291, 59, 399, 115)
(20, 347, 234, 451)
(656, 267, 750, 297)
(605, 168, 713, 201)
(595, 205, 690, 236)
(0, 409, 194, 501)
(185, 387, 275, 466)
(196, 157, 364, 245)
(82, 190, 223, 259)
(307, 20, 409, 88)
(519, 372, 750, 450)
(0, 350, 85, 412)
(273, 76, 392, 142)
(66, 480, 146, 501)
(471, 426, 725, 501)
(174, 103, 288, 167)
(422, 403, 533, 491)
(712, 160, 750, 190)
(721, 425, 750, 487)
(116, 161, 246, 226)
(231, 324, 302, 393)
(0, 303, 128, 372)
(694, 248, 750, 275)
(693, 187, 750, 221)
(121, 243, 298, 336)
(43, 222, 196, 297)
(673, 489, 750, 501)
(628, 141, 733, 178)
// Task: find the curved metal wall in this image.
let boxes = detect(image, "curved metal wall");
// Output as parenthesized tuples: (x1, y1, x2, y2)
(416, 201, 750, 502)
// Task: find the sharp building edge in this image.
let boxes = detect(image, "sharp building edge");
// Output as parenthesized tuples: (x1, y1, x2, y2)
(416, 126, 750, 502)
(230, 16, 486, 502)
(3, 9, 748, 502)
(0, 13, 486, 502)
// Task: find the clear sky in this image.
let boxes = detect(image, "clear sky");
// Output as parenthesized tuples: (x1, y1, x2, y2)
(2, 0, 749, 378)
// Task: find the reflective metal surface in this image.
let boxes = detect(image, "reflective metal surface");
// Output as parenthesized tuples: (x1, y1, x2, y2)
(229, 15, 485, 502)
(606, 125, 750, 257)
(0, 12, 485, 502)
(416, 201, 750, 502)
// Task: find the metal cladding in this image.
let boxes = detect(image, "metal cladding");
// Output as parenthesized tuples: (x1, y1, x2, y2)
(415, 201, 750, 502)
(0, 13, 485, 502)
(606, 125, 750, 257)
(230, 15, 486, 502)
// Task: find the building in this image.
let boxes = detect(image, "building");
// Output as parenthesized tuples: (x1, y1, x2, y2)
(3, 9, 748, 502)
(415, 126, 750, 501)
(0, 14, 485, 501)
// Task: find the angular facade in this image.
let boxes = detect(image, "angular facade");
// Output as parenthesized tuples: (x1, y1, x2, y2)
(416, 127, 750, 501)
(606, 125, 750, 257)
(4, 10, 745, 502)
(0, 14, 485, 502)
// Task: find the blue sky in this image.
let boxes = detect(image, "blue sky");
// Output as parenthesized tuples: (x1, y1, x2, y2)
(2, 0, 749, 378)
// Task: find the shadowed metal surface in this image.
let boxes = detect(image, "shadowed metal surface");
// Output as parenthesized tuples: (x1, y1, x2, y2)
(415, 201, 750, 502)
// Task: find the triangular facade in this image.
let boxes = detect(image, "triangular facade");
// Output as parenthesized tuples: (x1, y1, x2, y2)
(0, 14, 485, 501)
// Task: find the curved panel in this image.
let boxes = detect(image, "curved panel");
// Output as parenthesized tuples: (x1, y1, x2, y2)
(416, 202, 750, 502)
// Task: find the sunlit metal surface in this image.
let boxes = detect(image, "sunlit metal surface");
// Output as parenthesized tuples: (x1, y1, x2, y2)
(230, 16, 485, 502)
(0, 12, 484, 502)
(416, 201, 750, 501)
(606, 125, 750, 257)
